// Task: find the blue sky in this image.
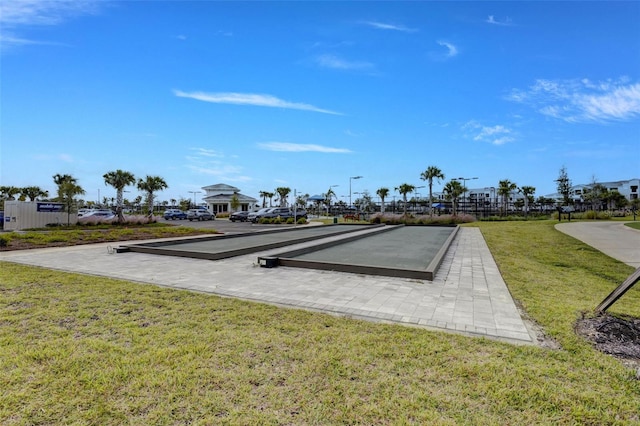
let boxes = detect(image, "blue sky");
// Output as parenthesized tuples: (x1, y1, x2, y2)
(2, 1, 639, 205)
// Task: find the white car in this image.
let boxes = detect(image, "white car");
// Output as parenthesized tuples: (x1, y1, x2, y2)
(78, 209, 115, 221)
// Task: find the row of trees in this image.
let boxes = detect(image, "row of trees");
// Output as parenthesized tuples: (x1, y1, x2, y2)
(1, 170, 169, 223)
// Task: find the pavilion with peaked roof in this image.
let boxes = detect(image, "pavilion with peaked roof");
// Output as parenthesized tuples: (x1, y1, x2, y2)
(201, 183, 258, 214)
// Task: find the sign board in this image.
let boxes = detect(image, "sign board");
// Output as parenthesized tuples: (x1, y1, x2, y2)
(37, 203, 65, 212)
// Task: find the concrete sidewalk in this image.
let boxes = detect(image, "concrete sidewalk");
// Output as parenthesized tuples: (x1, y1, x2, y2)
(555, 221, 640, 268)
(0, 227, 535, 344)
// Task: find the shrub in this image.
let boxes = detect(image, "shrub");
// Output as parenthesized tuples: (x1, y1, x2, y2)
(286, 218, 295, 224)
(297, 218, 307, 225)
(0, 235, 11, 247)
(369, 213, 475, 225)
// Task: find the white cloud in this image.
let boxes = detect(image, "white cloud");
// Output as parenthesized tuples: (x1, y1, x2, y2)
(486, 15, 514, 26)
(190, 148, 223, 158)
(463, 121, 515, 145)
(430, 40, 459, 61)
(174, 90, 342, 115)
(0, 0, 102, 49)
(507, 78, 640, 123)
(315, 54, 374, 71)
(362, 21, 418, 33)
(185, 147, 251, 182)
(257, 142, 352, 153)
(437, 41, 458, 58)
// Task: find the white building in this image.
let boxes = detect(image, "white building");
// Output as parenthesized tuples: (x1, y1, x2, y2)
(546, 178, 639, 204)
(201, 184, 258, 215)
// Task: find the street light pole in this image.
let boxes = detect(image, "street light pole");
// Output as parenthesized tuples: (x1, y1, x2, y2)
(349, 176, 362, 208)
(414, 185, 425, 213)
(188, 191, 201, 209)
(329, 184, 339, 215)
(455, 177, 478, 213)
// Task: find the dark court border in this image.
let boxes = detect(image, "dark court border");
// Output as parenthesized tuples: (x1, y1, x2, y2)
(258, 225, 459, 281)
(118, 224, 382, 260)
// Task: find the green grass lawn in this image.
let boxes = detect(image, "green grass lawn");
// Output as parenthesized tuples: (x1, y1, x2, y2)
(1, 221, 639, 424)
(626, 221, 640, 231)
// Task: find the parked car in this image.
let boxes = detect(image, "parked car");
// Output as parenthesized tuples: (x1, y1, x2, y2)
(187, 209, 215, 221)
(248, 208, 274, 223)
(229, 211, 250, 222)
(78, 209, 115, 221)
(251, 207, 307, 222)
(164, 209, 187, 220)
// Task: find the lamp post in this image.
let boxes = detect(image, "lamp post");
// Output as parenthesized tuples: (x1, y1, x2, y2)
(455, 177, 478, 213)
(188, 191, 201, 209)
(329, 184, 339, 215)
(414, 185, 425, 213)
(349, 176, 362, 208)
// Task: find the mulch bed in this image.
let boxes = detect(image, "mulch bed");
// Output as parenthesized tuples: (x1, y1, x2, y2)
(575, 313, 640, 369)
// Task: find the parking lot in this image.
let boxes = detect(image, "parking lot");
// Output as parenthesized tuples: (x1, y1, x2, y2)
(158, 216, 304, 234)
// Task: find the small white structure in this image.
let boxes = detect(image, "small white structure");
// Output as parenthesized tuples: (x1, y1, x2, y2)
(201, 183, 258, 214)
(3, 201, 77, 231)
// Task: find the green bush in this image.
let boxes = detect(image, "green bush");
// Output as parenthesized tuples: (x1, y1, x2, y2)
(0, 234, 11, 247)
(297, 218, 307, 225)
(370, 213, 475, 225)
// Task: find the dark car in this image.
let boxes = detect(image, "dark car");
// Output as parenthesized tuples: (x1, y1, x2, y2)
(256, 207, 307, 222)
(163, 209, 187, 220)
(229, 211, 250, 222)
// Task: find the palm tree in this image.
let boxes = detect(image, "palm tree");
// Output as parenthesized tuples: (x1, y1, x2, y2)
(259, 190, 270, 208)
(137, 175, 168, 217)
(443, 180, 464, 215)
(53, 174, 77, 202)
(275, 187, 291, 207)
(394, 183, 415, 216)
(420, 166, 445, 218)
(52, 174, 84, 225)
(103, 169, 136, 222)
(519, 185, 536, 217)
(1, 186, 23, 201)
(376, 187, 389, 213)
(21, 186, 49, 201)
(498, 179, 518, 216)
(296, 193, 309, 209)
(324, 187, 336, 213)
(265, 192, 275, 207)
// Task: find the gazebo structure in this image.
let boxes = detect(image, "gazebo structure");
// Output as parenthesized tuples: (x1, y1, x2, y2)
(201, 184, 258, 215)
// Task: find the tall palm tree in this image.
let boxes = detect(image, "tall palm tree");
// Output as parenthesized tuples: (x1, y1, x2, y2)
(1, 186, 24, 201)
(103, 169, 136, 222)
(498, 179, 518, 216)
(394, 183, 415, 216)
(443, 180, 464, 215)
(420, 166, 445, 218)
(21, 186, 49, 201)
(324, 187, 336, 213)
(275, 187, 291, 207)
(519, 185, 536, 217)
(53, 174, 77, 202)
(137, 175, 168, 217)
(265, 192, 275, 207)
(259, 190, 270, 208)
(53, 175, 84, 225)
(376, 187, 389, 213)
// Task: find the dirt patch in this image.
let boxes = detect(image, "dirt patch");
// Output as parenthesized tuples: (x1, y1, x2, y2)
(575, 313, 640, 372)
